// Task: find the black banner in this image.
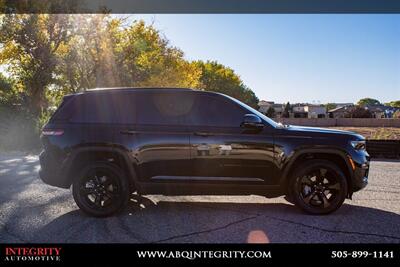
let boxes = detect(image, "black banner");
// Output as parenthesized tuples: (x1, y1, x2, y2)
(1, 0, 400, 14)
(0, 243, 399, 266)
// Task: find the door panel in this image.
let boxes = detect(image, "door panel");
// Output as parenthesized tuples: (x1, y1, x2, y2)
(118, 125, 191, 182)
(114, 90, 193, 183)
(185, 93, 278, 185)
(190, 126, 277, 185)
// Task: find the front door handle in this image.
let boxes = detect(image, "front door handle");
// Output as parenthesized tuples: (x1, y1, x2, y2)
(120, 130, 137, 135)
(194, 132, 214, 137)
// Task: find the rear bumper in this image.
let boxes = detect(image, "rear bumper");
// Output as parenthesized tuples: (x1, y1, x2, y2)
(39, 150, 71, 188)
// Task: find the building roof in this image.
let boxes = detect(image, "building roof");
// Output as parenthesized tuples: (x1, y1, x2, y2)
(328, 106, 347, 113)
(365, 104, 400, 113)
(333, 103, 353, 107)
(258, 100, 274, 105)
(272, 103, 283, 108)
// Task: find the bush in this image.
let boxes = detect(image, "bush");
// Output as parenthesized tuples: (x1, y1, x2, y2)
(266, 106, 275, 118)
(0, 106, 41, 151)
(344, 106, 373, 118)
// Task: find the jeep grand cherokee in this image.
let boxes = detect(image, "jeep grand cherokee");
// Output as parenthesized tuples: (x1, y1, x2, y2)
(39, 88, 369, 217)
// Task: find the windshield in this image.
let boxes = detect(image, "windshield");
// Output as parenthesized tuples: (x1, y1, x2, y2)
(223, 94, 279, 128)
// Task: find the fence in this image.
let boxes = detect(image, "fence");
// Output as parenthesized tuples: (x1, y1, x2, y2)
(274, 118, 400, 158)
(367, 140, 400, 159)
(276, 118, 400, 127)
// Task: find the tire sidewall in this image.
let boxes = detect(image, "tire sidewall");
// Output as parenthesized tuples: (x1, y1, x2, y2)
(72, 162, 129, 217)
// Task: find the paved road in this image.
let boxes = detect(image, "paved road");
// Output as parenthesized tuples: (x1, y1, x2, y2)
(0, 152, 399, 243)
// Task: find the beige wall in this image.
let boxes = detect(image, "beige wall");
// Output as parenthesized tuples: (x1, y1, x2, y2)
(276, 118, 400, 127)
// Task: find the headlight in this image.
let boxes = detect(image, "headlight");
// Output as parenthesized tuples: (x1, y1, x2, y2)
(350, 140, 366, 150)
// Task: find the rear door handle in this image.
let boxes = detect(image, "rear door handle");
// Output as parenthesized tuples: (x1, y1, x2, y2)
(194, 132, 214, 137)
(120, 130, 137, 135)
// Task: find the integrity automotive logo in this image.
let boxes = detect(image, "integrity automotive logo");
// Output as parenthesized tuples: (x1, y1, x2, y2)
(3, 247, 62, 263)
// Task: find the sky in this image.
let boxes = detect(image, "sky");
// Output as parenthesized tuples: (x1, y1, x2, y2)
(130, 14, 400, 104)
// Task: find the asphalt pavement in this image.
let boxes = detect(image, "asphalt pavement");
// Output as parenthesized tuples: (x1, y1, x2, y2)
(0, 152, 399, 243)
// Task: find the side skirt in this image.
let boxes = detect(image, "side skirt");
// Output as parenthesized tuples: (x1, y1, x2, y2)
(138, 181, 284, 198)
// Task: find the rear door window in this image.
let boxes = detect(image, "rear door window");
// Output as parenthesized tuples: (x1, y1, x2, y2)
(136, 91, 195, 126)
(111, 93, 136, 124)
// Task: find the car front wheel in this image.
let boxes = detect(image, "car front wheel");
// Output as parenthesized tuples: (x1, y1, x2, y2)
(288, 160, 348, 215)
(72, 162, 129, 217)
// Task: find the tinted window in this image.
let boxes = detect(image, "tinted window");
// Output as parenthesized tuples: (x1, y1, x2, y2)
(69, 93, 136, 123)
(188, 95, 246, 127)
(225, 94, 278, 128)
(136, 91, 195, 126)
(112, 93, 136, 124)
(51, 95, 76, 121)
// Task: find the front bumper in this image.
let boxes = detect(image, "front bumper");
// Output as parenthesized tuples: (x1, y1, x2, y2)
(352, 162, 369, 191)
(349, 151, 370, 192)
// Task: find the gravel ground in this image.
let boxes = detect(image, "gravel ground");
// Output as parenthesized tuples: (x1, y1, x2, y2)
(0, 152, 399, 243)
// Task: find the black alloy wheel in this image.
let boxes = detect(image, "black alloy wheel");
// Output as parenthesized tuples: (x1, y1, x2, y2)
(72, 162, 129, 217)
(289, 160, 348, 215)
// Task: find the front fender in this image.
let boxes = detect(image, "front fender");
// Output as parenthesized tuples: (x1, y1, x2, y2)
(278, 147, 354, 192)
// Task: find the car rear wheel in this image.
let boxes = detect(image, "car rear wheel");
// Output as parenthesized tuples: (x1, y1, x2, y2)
(72, 162, 129, 217)
(288, 160, 348, 215)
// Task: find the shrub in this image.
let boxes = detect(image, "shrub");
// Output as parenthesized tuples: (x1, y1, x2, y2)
(0, 106, 41, 151)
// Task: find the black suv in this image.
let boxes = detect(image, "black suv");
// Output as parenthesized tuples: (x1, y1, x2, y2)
(39, 88, 369, 217)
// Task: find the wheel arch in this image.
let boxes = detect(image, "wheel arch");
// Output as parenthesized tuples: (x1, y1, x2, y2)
(65, 147, 139, 192)
(281, 149, 354, 198)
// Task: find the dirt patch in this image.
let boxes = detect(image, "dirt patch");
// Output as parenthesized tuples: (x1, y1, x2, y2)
(328, 127, 400, 140)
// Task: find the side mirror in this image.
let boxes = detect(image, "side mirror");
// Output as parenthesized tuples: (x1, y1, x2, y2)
(241, 114, 264, 129)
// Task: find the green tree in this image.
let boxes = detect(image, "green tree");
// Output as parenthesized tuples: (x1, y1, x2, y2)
(193, 60, 259, 107)
(325, 103, 337, 111)
(52, 16, 202, 105)
(0, 14, 72, 115)
(266, 106, 275, 118)
(357, 98, 380, 107)
(55, 14, 111, 94)
(0, 73, 39, 150)
(282, 102, 291, 118)
(0, 73, 15, 106)
(386, 100, 400, 108)
(106, 19, 201, 89)
(345, 106, 373, 118)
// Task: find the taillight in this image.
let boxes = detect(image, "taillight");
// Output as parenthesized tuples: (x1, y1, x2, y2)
(42, 129, 64, 136)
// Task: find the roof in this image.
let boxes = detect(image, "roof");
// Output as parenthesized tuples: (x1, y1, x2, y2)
(85, 87, 195, 93)
(272, 104, 283, 108)
(258, 100, 274, 105)
(66, 87, 229, 99)
(328, 106, 347, 113)
(334, 103, 353, 106)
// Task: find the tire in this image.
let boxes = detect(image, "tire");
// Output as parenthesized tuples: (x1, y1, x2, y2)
(284, 195, 294, 204)
(72, 162, 129, 217)
(288, 160, 348, 215)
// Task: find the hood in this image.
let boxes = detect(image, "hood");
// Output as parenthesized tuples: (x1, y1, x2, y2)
(282, 124, 364, 140)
